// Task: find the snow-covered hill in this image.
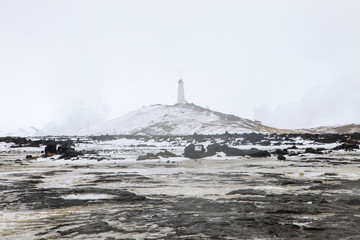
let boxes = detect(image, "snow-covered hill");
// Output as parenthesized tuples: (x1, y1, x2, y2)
(5, 127, 42, 137)
(79, 103, 286, 136)
(308, 124, 360, 134)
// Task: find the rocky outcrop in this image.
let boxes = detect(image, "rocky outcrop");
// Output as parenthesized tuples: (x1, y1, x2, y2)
(137, 153, 159, 161)
(156, 150, 178, 158)
(184, 143, 270, 159)
(184, 144, 213, 159)
(45, 142, 57, 154)
(137, 150, 179, 160)
(221, 145, 245, 156)
(333, 143, 359, 151)
(305, 148, 324, 154)
(243, 149, 271, 158)
(43, 141, 83, 159)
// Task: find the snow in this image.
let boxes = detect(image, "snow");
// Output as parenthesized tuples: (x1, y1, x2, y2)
(0, 142, 14, 151)
(78, 103, 265, 136)
(62, 194, 116, 200)
(6, 103, 268, 136)
(6, 103, 360, 137)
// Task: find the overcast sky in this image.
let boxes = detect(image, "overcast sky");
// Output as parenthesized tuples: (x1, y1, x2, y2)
(1, 0, 359, 133)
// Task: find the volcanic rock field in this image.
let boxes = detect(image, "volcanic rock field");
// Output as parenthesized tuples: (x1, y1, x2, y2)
(1, 133, 360, 239)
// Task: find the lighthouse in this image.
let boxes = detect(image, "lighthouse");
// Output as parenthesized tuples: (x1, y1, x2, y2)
(177, 79, 185, 104)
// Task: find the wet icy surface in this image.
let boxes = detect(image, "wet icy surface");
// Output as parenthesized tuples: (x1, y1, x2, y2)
(0, 135, 360, 239)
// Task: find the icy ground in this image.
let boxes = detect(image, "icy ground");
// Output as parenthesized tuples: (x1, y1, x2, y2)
(0, 134, 360, 239)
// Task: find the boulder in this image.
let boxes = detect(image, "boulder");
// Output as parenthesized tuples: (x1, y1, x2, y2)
(243, 149, 271, 158)
(137, 153, 159, 160)
(273, 149, 288, 155)
(25, 155, 38, 160)
(221, 145, 245, 156)
(259, 140, 271, 146)
(184, 143, 271, 159)
(277, 155, 286, 160)
(138, 150, 178, 160)
(57, 143, 83, 159)
(333, 143, 359, 151)
(45, 142, 57, 154)
(206, 143, 223, 154)
(156, 150, 178, 158)
(137, 155, 148, 161)
(305, 148, 318, 154)
(184, 144, 211, 159)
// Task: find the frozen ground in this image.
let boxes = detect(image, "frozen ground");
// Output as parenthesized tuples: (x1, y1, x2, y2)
(0, 134, 359, 239)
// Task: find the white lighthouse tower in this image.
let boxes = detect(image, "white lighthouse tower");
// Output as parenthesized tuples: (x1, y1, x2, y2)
(177, 79, 185, 104)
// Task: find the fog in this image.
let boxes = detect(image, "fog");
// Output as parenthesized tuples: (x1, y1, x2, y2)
(0, 0, 359, 133)
(253, 77, 360, 129)
(43, 100, 109, 134)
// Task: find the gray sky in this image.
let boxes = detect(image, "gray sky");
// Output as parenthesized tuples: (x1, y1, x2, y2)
(1, 0, 359, 132)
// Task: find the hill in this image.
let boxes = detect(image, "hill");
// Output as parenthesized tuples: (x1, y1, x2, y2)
(308, 124, 360, 134)
(10, 103, 360, 136)
(80, 103, 290, 136)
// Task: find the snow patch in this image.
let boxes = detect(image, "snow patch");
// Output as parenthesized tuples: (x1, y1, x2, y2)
(62, 194, 116, 200)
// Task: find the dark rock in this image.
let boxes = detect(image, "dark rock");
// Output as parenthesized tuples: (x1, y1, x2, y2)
(273, 149, 288, 155)
(18, 187, 146, 210)
(57, 143, 83, 159)
(185, 144, 270, 159)
(277, 155, 286, 160)
(243, 149, 271, 158)
(206, 143, 223, 154)
(25, 155, 38, 160)
(242, 132, 265, 144)
(259, 140, 271, 146)
(156, 150, 178, 158)
(226, 189, 266, 195)
(222, 145, 245, 156)
(279, 180, 299, 185)
(136, 155, 148, 160)
(345, 198, 360, 206)
(333, 143, 359, 151)
(45, 142, 57, 154)
(137, 153, 159, 160)
(287, 145, 298, 150)
(29, 141, 41, 147)
(59, 150, 82, 159)
(184, 144, 211, 159)
(57, 144, 71, 155)
(137, 144, 149, 147)
(288, 151, 300, 156)
(305, 148, 318, 154)
(323, 173, 337, 176)
(0, 137, 29, 146)
(59, 221, 116, 236)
